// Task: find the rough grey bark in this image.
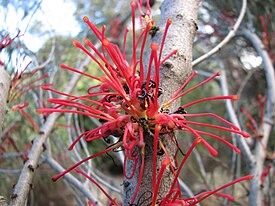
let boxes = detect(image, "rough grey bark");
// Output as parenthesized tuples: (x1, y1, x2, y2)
(0, 68, 10, 132)
(156, 0, 200, 107)
(123, 0, 200, 205)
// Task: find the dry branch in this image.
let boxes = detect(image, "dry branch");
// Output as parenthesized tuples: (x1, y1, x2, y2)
(239, 29, 275, 206)
(0, 69, 10, 132)
(192, 0, 247, 67)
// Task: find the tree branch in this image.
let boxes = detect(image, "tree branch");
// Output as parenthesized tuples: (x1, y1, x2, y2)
(219, 69, 255, 165)
(238, 29, 275, 206)
(192, 0, 247, 67)
(0, 68, 11, 206)
(0, 68, 10, 132)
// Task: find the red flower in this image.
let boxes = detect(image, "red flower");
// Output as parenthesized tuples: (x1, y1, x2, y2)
(0, 31, 20, 51)
(38, 1, 252, 205)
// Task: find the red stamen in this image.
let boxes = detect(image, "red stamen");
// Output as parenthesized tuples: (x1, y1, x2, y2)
(131, 26, 149, 84)
(60, 64, 101, 81)
(153, 124, 162, 196)
(123, 28, 129, 58)
(145, 43, 158, 92)
(241, 107, 258, 132)
(69, 131, 92, 150)
(75, 168, 118, 205)
(167, 138, 201, 200)
(139, 23, 151, 82)
(20, 109, 39, 132)
(10, 61, 32, 91)
(182, 95, 238, 108)
(37, 108, 111, 121)
(83, 16, 103, 41)
(164, 71, 198, 107)
(9, 83, 50, 102)
(138, 127, 145, 147)
(153, 141, 177, 205)
(258, 94, 265, 126)
(47, 98, 112, 119)
(246, 122, 258, 137)
(14, 73, 48, 94)
(11, 66, 38, 90)
(152, 158, 170, 205)
(195, 130, 241, 154)
(172, 112, 240, 130)
(160, 49, 178, 65)
(184, 120, 250, 138)
(131, 0, 137, 66)
(73, 40, 118, 86)
(173, 70, 198, 98)
(124, 155, 138, 179)
(102, 42, 132, 89)
(190, 175, 254, 205)
(261, 164, 272, 183)
(52, 142, 123, 181)
(158, 18, 172, 63)
(201, 138, 218, 156)
(130, 146, 145, 204)
(12, 102, 29, 110)
(145, 0, 152, 15)
(169, 71, 221, 105)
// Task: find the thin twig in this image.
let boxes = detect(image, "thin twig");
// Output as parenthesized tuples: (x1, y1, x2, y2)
(0, 152, 23, 158)
(235, 69, 257, 109)
(192, 0, 247, 66)
(0, 169, 21, 174)
(219, 69, 255, 165)
(0, 122, 17, 142)
(178, 178, 199, 205)
(193, 147, 210, 188)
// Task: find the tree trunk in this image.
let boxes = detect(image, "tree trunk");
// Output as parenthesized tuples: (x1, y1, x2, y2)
(123, 0, 200, 205)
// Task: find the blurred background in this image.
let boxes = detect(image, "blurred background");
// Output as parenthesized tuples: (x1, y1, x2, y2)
(0, 0, 274, 205)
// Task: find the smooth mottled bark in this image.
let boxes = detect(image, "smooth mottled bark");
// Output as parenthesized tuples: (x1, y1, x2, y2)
(240, 30, 275, 206)
(123, 0, 200, 205)
(221, 30, 275, 206)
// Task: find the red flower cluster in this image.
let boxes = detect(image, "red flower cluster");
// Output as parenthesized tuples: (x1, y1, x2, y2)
(38, 1, 253, 205)
(0, 31, 20, 66)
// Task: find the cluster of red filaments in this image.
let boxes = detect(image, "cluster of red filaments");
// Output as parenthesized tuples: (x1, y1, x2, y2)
(37, 1, 253, 205)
